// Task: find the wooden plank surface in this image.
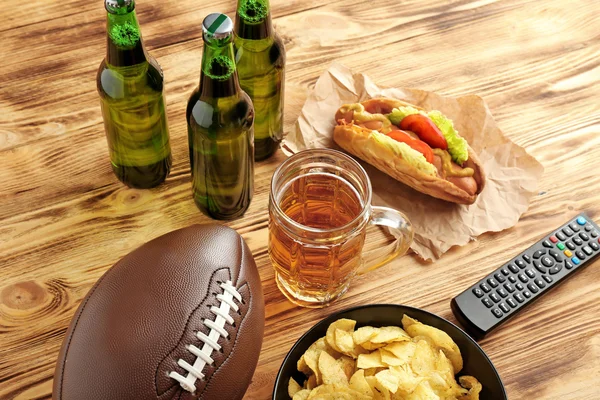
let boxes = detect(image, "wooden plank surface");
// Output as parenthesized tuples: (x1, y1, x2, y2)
(1, 0, 600, 398)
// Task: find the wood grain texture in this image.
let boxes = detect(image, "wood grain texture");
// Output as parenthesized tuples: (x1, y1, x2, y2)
(1, 0, 600, 398)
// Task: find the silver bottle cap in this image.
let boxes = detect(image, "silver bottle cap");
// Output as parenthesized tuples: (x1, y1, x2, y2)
(202, 13, 234, 42)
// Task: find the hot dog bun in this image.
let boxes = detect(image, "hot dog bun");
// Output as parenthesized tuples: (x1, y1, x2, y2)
(333, 98, 486, 205)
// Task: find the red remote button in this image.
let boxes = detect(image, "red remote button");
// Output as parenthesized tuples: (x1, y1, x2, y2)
(550, 236, 558, 243)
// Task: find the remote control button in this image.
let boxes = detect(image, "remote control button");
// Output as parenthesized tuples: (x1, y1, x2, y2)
(562, 227, 574, 237)
(490, 293, 501, 303)
(480, 283, 491, 293)
(583, 245, 593, 255)
(522, 254, 531, 264)
(518, 273, 529, 283)
(514, 293, 525, 303)
(532, 250, 547, 259)
(556, 243, 565, 250)
(497, 288, 508, 298)
(543, 275, 553, 283)
(504, 283, 515, 293)
(572, 257, 581, 265)
(565, 260, 574, 269)
(549, 250, 562, 261)
(534, 278, 546, 289)
(487, 278, 499, 288)
(566, 241, 576, 250)
(574, 237, 583, 246)
(492, 308, 503, 318)
(509, 276, 517, 283)
(516, 283, 524, 291)
(482, 298, 493, 308)
(569, 222, 580, 232)
(533, 261, 546, 274)
(580, 232, 589, 241)
(556, 232, 566, 241)
(550, 236, 558, 243)
(508, 264, 519, 274)
(523, 290, 532, 298)
(577, 216, 587, 225)
(585, 224, 593, 232)
(564, 250, 573, 257)
(542, 240, 553, 248)
(507, 298, 517, 308)
(575, 250, 586, 260)
(541, 256, 555, 267)
(590, 242, 599, 251)
(494, 273, 506, 283)
(525, 269, 536, 278)
(501, 267, 510, 276)
(499, 303, 510, 313)
(515, 259, 526, 269)
(527, 282, 539, 293)
(473, 288, 484, 298)
(592, 230, 599, 238)
(549, 265, 561, 275)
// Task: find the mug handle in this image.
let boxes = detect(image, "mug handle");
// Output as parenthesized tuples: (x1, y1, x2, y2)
(357, 206, 414, 275)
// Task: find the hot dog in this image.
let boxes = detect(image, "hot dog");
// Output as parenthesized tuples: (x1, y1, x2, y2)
(333, 98, 486, 204)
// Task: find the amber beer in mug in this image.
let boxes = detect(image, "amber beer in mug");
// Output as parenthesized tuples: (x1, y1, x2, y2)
(269, 149, 414, 308)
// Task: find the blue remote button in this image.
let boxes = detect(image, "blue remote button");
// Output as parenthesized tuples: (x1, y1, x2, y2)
(577, 217, 587, 226)
(572, 257, 581, 265)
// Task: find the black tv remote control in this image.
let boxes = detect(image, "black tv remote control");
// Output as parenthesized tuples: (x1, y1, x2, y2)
(451, 213, 600, 339)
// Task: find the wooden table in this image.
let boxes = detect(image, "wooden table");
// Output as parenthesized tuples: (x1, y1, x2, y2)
(2, 0, 600, 398)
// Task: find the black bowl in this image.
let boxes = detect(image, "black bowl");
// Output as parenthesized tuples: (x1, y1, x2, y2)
(273, 304, 506, 399)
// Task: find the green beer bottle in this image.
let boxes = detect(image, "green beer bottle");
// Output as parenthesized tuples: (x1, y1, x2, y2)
(187, 13, 255, 220)
(234, 0, 286, 161)
(97, 0, 172, 189)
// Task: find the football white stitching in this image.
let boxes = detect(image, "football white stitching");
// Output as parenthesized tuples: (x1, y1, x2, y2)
(169, 280, 242, 393)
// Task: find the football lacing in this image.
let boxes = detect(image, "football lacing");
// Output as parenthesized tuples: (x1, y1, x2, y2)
(169, 280, 242, 393)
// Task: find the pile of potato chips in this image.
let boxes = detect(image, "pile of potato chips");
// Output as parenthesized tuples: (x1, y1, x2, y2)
(288, 315, 482, 400)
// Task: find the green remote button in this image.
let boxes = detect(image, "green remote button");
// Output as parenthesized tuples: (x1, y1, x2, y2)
(557, 243, 565, 250)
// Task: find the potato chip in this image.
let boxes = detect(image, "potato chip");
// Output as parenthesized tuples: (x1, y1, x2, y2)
(402, 315, 463, 374)
(336, 355, 356, 381)
(371, 326, 411, 344)
(349, 369, 374, 397)
(390, 364, 423, 395)
(318, 351, 348, 386)
(375, 369, 401, 394)
(289, 377, 303, 397)
(458, 376, 483, 400)
(326, 319, 356, 352)
(365, 375, 391, 400)
(363, 367, 379, 377)
(306, 374, 318, 390)
(357, 350, 386, 369)
(293, 389, 311, 400)
(405, 381, 440, 400)
(335, 328, 367, 358)
(301, 337, 340, 384)
(380, 341, 416, 367)
(411, 340, 436, 377)
(298, 355, 312, 376)
(360, 341, 387, 350)
(353, 326, 378, 345)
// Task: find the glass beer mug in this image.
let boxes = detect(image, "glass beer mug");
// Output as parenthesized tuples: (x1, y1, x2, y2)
(269, 149, 414, 308)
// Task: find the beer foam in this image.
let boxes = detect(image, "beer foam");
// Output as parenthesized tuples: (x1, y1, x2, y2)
(238, 0, 268, 24)
(109, 20, 140, 48)
(206, 56, 235, 81)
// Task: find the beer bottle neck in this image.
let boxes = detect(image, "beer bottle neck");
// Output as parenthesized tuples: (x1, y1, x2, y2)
(106, 8, 147, 67)
(199, 39, 241, 98)
(235, 0, 273, 40)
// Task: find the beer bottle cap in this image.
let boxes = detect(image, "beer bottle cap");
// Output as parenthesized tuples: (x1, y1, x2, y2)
(202, 13, 234, 42)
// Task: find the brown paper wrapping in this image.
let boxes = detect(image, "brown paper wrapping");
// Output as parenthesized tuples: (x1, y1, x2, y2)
(282, 63, 544, 261)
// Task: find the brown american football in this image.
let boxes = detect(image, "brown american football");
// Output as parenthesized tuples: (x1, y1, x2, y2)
(53, 224, 264, 400)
